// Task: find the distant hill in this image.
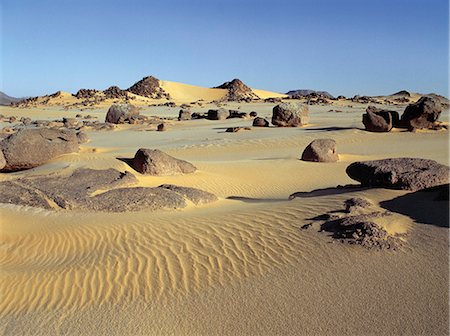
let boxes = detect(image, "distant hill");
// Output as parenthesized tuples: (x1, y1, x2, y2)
(0, 91, 23, 105)
(286, 89, 334, 99)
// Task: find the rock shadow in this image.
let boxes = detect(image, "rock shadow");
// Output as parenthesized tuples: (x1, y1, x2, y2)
(380, 184, 449, 228)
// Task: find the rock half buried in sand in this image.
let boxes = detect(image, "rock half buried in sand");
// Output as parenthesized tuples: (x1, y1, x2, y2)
(301, 139, 338, 162)
(307, 197, 404, 250)
(0, 168, 217, 212)
(400, 96, 442, 130)
(131, 148, 197, 175)
(0, 128, 79, 172)
(105, 104, 139, 124)
(272, 102, 309, 127)
(178, 109, 191, 121)
(346, 158, 449, 191)
(159, 184, 218, 205)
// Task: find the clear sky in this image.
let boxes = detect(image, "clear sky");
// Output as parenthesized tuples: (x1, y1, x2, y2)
(1, 0, 449, 97)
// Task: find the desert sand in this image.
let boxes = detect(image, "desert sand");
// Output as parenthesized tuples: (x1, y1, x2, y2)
(0, 81, 448, 335)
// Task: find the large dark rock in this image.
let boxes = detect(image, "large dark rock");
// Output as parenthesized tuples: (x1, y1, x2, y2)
(346, 158, 449, 191)
(0, 128, 79, 172)
(252, 117, 269, 127)
(207, 109, 229, 120)
(272, 102, 309, 127)
(362, 110, 392, 132)
(131, 148, 197, 175)
(400, 96, 443, 129)
(0, 168, 217, 212)
(301, 139, 338, 162)
(105, 104, 139, 124)
(366, 106, 400, 127)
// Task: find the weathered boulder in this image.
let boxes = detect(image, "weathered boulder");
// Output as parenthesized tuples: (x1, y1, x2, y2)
(228, 110, 248, 118)
(301, 139, 339, 162)
(272, 102, 309, 127)
(346, 158, 449, 191)
(400, 96, 442, 130)
(0, 168, 217, 212)
(362, 111, 392, 132)
(252, 117, 269, 127)
(207, 109, 229, 120)
(249, 111, 258, 117)
(0, 128, 79, 172)
(178, 109, 191, 121)
(105, 104, 139, 124)
(366, 106, 400, 127)
(131, 148, 197, 175)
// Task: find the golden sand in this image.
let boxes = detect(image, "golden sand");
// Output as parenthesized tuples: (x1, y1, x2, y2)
(0, 101, 448, 335)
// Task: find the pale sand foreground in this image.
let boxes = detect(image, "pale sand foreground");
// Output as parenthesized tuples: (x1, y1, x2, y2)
(0, 103, 448, 335)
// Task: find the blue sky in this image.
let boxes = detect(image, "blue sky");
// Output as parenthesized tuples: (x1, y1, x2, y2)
(1, 0, 449, 97)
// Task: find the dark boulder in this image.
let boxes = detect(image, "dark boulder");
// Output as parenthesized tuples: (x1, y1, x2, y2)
(105, 104, 139, 124)
(272, 102, 309, 127)
(346, 158, 449, 191)
(362, 111, 392, 132)
(0, 128, 79, 172)
(252, 117, 270, 127)
(301, 139, 339, 162)
(131, 148, 197, 176)
(366, 106, 400, 127)
(157, 123, 166, 131)
(400, 96, 442, 130)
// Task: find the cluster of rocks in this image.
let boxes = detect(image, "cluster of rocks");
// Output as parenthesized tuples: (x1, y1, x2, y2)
(103, 86, 129, 99)
(362, 96, 445, 132)
(215, 79, 260, 102)
(0, 167, 217, 212)
(73, 89, 99, 99)
(346, 158, 449, 191)
(304, 197, 404, 250)
(127, 76, 170, 100)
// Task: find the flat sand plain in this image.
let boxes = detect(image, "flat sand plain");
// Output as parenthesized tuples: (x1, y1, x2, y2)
(0, 101, 448, 335)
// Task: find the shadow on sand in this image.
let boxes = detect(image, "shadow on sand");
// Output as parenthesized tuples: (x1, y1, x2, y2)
(302, 126, 362, 132)
(380, 184, 449, 228)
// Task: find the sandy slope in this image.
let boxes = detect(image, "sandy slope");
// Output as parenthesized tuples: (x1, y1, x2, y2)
(0, 103, 448, 335)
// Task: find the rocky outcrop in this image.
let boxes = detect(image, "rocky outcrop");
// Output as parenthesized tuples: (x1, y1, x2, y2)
(0, 128, 79, 172)
(131, 148, 197, 175)
(215, 79, 260, 101)
(103, 86, 128, 99)
(400, 96, 443, 130)
(286, 89, 334, 99)
(346, 158, 449, 191)
(272, 102, 309, 127)
(74, 89, 99, 99)
(127, 76, 170, 99)
(301, 139, 339, 162)
(105, 104, 139, 124)
(252, 117, 269, 127)
(0, 168, 217, 212)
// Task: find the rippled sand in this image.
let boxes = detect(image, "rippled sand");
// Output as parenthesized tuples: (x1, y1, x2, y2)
(0, 103, 448, 335)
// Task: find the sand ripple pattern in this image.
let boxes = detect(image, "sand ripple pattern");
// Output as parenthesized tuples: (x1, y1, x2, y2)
(0, 202, 322, 314)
